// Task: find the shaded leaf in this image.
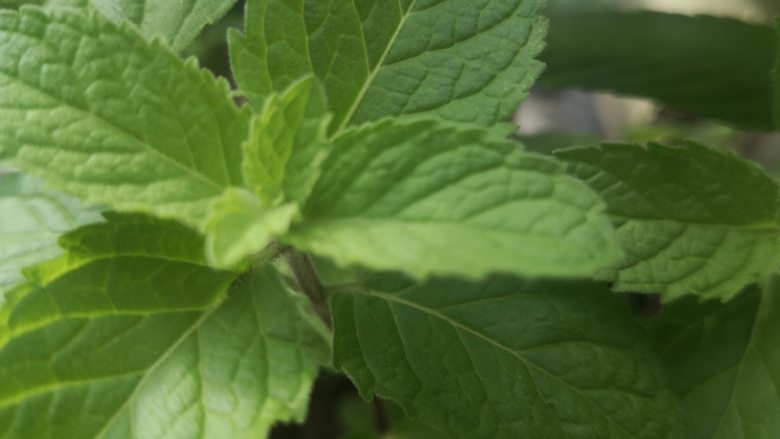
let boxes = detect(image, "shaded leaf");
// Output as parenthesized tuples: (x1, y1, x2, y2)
(774, 18, 780, 129)
(647, 279, 780, 438)
(539, 10, 777, 131)
(332, 274, 686, 439)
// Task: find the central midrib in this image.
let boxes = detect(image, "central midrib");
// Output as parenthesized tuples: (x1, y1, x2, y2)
(337, 0, 418, 131)
(349, 288, 641, 438)
(0, 66, 229, 195)
(93, 306, 220, 438)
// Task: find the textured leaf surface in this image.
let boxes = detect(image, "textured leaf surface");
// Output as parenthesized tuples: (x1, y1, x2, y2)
(539, 10, 777, 131)
(647, 280, 780, 439)
(0, 172, 98, 298)
(90, 0, 240, 52)
(25, 0, 238, 52)
(0, 7, 249, 227)
(243, 76, 332, 206)
(284, 118, 622, 279)
(204, 188, 299, 269)
(230, 0, 547, 128)
(0, 216, 329, 438)
(557, 142, 780, 301)
(332, 274, 686, 439)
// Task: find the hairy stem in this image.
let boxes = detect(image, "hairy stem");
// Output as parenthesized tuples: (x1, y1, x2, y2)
(287, 251, 331, 326)
(373, 397, 390, 435)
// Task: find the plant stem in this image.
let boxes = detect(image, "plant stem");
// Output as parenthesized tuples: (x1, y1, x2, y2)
(373, 397, 390, 435)
(253, 241, 292, 267)
(286, 251, 331, 326)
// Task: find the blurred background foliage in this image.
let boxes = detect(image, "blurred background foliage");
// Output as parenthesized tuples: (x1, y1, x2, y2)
(129, 0, 780, 436)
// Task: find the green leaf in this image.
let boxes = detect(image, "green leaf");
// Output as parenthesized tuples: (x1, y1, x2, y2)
(774, 18, 780, 129)
(331, 274, 686, 439)
(0, 7, 249, 227)
(387, 420, 448, 439)
(646, 279, 780, 439)
(0, 172, 99, 299)
(243, 76, 332, 206)
(0, 0, 44, 7)
(90, 0, 239, 52)
(556, 142, 780, 301)
(283, 118, 622, 280)
(204, 188, 299, 269)
(229, 0, 547, 128)
(0, 215, 329, 438)
(539, 10, 777, 131)
(30, 0, 238, 52)
(518, 132, 600, 156)
(385, 402, 448, 439)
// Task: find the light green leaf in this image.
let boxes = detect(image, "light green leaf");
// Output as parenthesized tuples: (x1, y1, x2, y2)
(557, 142, 780, 301)
(646, 279, 780, 439)
(331, 274, 686, 439)
(539, 10, 777, 131)
(0, 7, 249, 227)
(229, 0, 547, 128)
(29, 0, 238, 52)
(204, 188, 299, 269)
(0, 172, 99, 299)
(90, 0, 239, 52)
(283, 118, 622, 280)
(243, 76, 332, 206)
(0, 215, 329, 438)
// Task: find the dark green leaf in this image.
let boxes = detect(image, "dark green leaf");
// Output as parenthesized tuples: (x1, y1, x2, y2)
(647, 279, 780, 438)
(539, 10, 777, 131)
(332, 274, 686, 439)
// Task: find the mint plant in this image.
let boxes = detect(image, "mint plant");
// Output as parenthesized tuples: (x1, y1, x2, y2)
(0, 1, 779, 438)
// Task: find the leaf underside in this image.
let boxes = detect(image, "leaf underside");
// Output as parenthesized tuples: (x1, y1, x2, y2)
(0, 172, 98, 299)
